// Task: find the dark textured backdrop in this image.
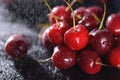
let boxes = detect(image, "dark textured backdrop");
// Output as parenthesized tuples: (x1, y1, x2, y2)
(0, 0, 120, 80)
(6, 0, 120, 26)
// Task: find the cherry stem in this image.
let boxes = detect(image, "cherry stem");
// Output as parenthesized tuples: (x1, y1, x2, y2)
(92, 13, 101, 23)
(70, 0, 77, 7)
(98, 0, 106, 30)
(43, 0, 59, 25)
(38, 57, 52, 62)
(92, 13, 105, 28)
(48, 14, 61, 20)
(96, 61, 111, 67)
(68, 0, 70, 3)
(66, 0, 77, 11)
(15, 57, 52, 63)
(43, 0, 52, 11)
(66, 0, 82, 11)
(76, 15, 82, 20)
(64, 0, 76, 31)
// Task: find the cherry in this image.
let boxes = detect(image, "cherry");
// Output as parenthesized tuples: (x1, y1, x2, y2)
(64, 24, 89, 51)
(52, 45, 76, 69)
(77, 49, 102, 74)
(89, 29, 113, 55)
(72, 7, 87, 24)
(114, 36, 120, 46)
(88, 0, 113, 55)
(4, 34, 30, 58)
(42, 28, 55, 51)
(48, 6, 72, 26)
(47, 22, 70, 45)
(86, 6, 103, 19)
(108, 46, 120, 69)
(78, 12, 100, 31)
(106, 13, 120, 36)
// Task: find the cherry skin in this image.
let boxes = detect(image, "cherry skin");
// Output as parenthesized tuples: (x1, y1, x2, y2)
(52, 45, 76, 70)
(64, 24, 89, 51)
(48, 6, 72, 26)
(114, 36, 120, 47)
(89, 28, 114, 55)
(77, 49, 102, 75)
(47, 22, 70, 45)
(72, 7, 87, 24)
(42, 28, 55, 51)
(108, 46, 120, 69)
(78, 12, 100, 31)
(106, 14, 120, 36)
(4, 34, 30, 58)
(86, 6, 103, 19)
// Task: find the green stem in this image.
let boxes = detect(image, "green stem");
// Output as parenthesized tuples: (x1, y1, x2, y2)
(66, 0, 77, 11)
(92, 13, 101, 23)
(64, 0, 76, 30)
(43, 0, 52, 11)
(70, 0, 77, 7)
(38, 57, 52, 62)
(43, 0, 59, 25)
(98, 0, 106, 29)
(96, 61, 112, 67)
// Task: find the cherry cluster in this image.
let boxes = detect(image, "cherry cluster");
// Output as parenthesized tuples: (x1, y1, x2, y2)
(3, 0, 120, 75)
(41, 0, 120, 75)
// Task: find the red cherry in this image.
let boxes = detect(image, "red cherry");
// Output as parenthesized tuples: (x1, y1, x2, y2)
(72, 7, 87, 24)
(106, 14, 120, 36)
(48, 22, 70, 45)
(42, 28, 55, 51)
(89, 29, 114, 55)
(4, 34, 30, 58)
(49, 6, 72, 26)
(77, 49, 102, 74)
(86, 6, 103, 19)
(78, 12, 100, 31)
(64, 24, 89, 51)
(52, 45, 76, 69)
(114, 36, 120, 46)
(108, 46, 120, 69)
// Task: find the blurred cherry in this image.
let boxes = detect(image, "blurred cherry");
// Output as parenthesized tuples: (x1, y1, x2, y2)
(4, 34, 30, 58)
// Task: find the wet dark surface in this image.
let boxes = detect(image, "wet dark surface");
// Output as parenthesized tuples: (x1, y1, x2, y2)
(0, 0, 120, 80)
